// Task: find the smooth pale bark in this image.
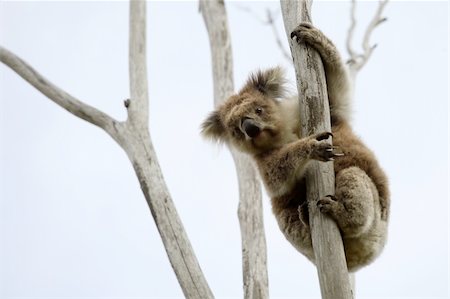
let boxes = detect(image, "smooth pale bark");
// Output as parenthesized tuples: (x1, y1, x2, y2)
(200, 1, 269, 298)
(280, 1, 353, 299)
(0, 1, 213, 298)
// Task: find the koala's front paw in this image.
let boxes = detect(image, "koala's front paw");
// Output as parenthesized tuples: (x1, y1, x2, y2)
(290, 22, 322, 46)
(309, 133, 344, 162)
(290, 22, 340, 65)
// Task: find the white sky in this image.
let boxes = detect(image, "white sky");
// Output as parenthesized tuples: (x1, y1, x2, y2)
(0, 1, 448, 299)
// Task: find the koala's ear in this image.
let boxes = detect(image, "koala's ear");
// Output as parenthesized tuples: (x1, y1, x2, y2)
(201, 110, 226, 142)
(241, 66, 286, 99)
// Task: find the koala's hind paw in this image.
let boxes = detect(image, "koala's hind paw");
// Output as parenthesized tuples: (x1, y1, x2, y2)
(317, 195, 338, 214)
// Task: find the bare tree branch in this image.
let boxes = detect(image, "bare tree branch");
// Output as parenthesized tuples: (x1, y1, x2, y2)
(280, 1, 353, 299)
(0, 46, 120, 138)
(347, 0, 388, 77)
(1, 1, 214, 298)
(200, 1, 269, 298)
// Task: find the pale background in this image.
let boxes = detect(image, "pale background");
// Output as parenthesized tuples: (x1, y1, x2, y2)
(0, 1, 448, 298)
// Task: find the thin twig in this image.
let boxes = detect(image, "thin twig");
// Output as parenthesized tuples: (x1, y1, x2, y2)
(232, 3, 292, 64)
(346, 0, 357, 60)
(266, 9, 293, 63)
(346, 0, 388, 76)
(232, 3, 267, 23)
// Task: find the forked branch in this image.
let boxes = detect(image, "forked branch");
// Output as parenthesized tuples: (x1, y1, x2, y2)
(346, 0, 388, 76)
(1, 1, 213, 298)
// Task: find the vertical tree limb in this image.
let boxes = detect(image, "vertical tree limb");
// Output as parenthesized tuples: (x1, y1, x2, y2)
(199, 1, 269, 298)
(128, 0, 149, 129)
(1, 1, 214, 297)
(280, 1, 353, 299)
(121, 2, 214, 297)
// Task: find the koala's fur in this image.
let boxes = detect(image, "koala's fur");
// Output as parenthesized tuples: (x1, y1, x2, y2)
(201, 23, 389, 272)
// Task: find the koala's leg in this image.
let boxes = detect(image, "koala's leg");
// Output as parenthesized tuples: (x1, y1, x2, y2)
(291, 23, 352, 122)
(317, 166, 377, 238)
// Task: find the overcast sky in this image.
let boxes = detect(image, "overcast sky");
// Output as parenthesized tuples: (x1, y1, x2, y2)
(0, 1, 448, 299)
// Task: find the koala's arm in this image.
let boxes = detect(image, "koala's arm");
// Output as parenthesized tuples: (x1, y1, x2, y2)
(257, 132, 341, 196)
(291, 23, 352, 123)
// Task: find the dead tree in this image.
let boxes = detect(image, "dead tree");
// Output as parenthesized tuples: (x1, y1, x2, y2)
(199, 1, 269, 298)
(0, 1, 213, 298)
(1, 0, 387, 297)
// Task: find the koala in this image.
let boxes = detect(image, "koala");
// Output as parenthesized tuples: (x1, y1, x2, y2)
(201, 23, 389, 272)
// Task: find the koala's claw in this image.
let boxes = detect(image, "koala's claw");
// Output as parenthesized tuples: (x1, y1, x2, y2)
(317, 195, 337, 214)
(330, 146, 344, 157)
(309, 132, 344, 161)
(314, 131, 333, 141)
(311, 141, 344, 162)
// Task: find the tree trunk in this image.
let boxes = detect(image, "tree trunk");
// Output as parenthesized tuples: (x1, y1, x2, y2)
(280, 1, 353, 299)
(200, 1, 269, 298)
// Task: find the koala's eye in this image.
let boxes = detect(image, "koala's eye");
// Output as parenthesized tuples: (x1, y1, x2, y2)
(255, 107, 263, 115)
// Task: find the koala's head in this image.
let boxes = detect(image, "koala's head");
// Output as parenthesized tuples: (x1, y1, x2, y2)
(201, 67, 291, 155)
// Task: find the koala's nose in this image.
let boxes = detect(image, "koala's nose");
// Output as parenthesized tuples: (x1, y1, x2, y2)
(242, 118, 261, 138)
